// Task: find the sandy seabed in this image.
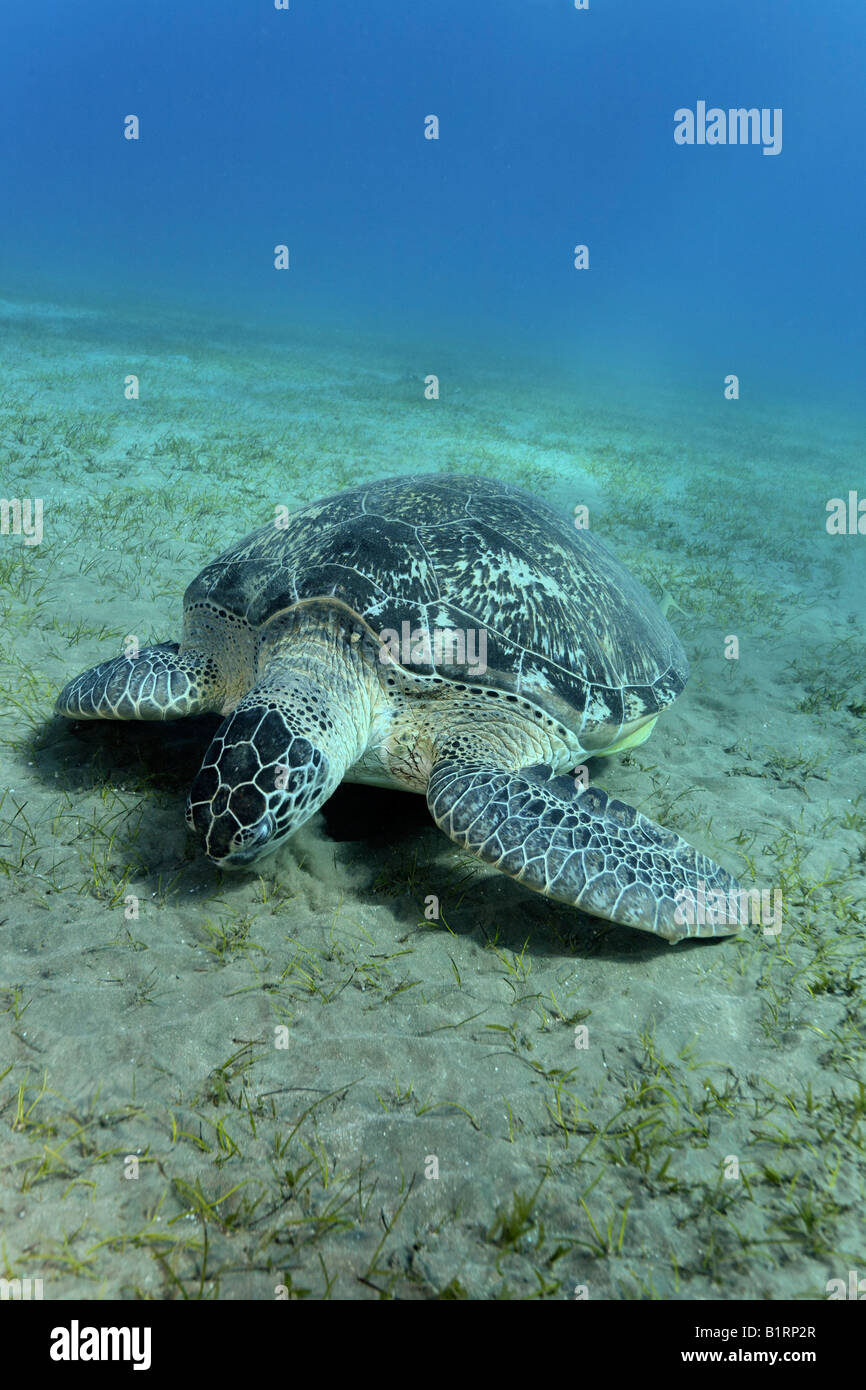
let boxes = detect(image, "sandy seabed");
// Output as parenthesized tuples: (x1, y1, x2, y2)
(1, 295, 864, 1299)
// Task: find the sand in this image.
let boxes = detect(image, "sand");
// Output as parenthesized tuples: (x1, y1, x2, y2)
(0, 294, 864, 1299)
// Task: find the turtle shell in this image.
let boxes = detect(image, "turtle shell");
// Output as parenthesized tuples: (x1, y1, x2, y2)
(183, 474, 687, 745)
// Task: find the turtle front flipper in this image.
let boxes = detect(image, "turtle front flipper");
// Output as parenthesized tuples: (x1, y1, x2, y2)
(56, 643, 225, 721)
(427, 759, 745, 943)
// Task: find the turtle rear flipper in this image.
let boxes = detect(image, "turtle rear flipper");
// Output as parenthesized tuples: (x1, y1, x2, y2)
(56, 643, 225, 721)
(426, 759, 744, 943)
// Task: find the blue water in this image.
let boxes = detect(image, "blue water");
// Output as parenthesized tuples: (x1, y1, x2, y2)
(2, 0, 863, 404)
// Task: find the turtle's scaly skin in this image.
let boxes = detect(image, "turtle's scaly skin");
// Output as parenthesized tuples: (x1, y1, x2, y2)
(55, 643, 223, 720)
(427, 763, 739, 943)
(56, 475, 743, 942)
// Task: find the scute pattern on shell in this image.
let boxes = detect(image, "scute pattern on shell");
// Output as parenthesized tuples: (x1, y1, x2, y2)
(184, 474, 687, 735)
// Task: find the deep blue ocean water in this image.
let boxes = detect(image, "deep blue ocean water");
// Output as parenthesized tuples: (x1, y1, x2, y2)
(2, 0, 863, 405)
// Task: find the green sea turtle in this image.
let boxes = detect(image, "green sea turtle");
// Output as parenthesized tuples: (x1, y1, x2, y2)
(56, 474, 742, 942)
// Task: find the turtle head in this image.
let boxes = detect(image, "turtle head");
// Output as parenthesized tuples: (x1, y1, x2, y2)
(185, 701, 334, 867)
